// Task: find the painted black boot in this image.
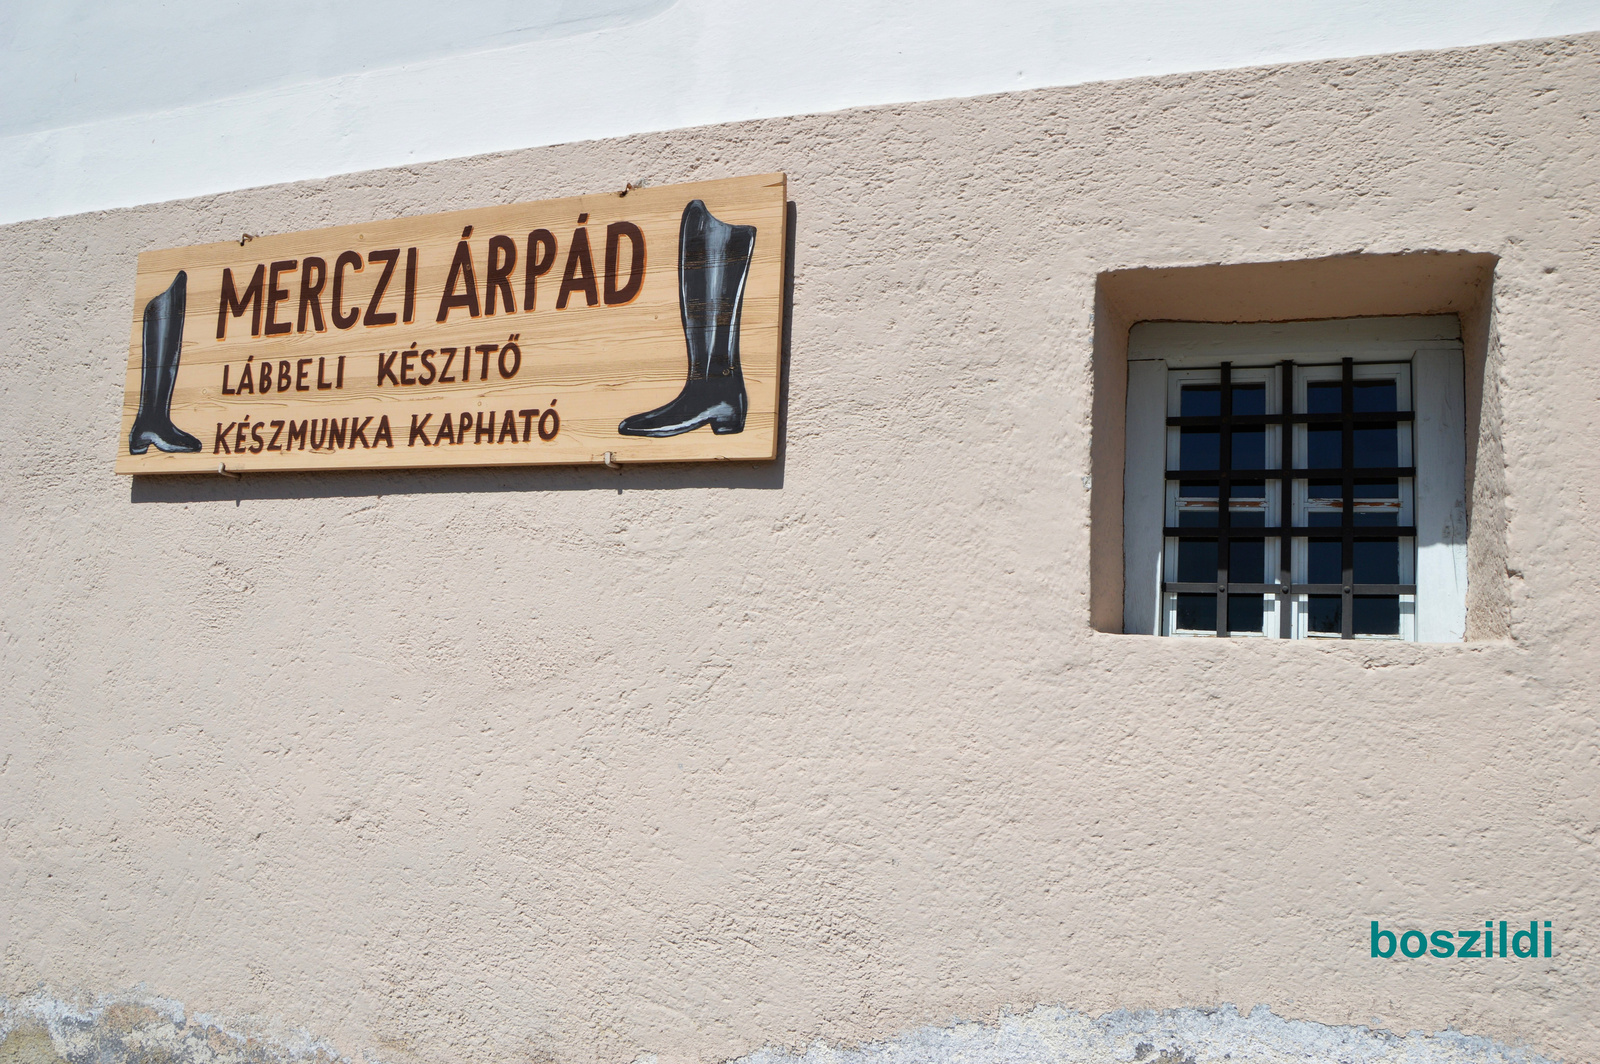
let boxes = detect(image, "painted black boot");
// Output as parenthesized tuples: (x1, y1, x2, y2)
(618, 200, 755, 437)
(128, 271, 202, 454)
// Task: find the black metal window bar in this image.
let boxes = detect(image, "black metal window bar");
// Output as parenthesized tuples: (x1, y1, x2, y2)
(1162, 358, 1416, 638)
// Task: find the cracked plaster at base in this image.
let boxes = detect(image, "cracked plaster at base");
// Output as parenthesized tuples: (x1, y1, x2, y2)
(0, 993, 340, 1064)
(0, 997, 1556, 1064)
(741, 1007, 1557, 1064)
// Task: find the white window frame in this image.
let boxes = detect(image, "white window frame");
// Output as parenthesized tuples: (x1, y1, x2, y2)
(1123, 316, 1468, 642)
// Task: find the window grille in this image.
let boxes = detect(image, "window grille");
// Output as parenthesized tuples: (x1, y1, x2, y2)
(1161, 357, 1416, 638)
(1122, 317, 1467, 643)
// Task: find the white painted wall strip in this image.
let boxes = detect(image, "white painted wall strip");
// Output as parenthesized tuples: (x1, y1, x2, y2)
(3, 0, 1599, 224)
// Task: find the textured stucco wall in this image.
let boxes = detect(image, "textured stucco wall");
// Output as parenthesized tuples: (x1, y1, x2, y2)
(3, 32, 1598, 1064)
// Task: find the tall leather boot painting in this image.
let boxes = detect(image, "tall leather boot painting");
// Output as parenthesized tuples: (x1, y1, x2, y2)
(128, 271, 202, 454)
(619, 200, 755, 437)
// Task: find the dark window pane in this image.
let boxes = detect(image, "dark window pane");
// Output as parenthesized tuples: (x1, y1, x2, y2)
(1229, 539, 1265, 583)
(1227, 594, 1264, 634)
(1308, 425, 1342, 468)
(1354, 423, 1398, 467)
(1231, 383, 1266, 416)
(1307, 381, 1342, 414)
(1178, 511, 1218, 527)
(1231, 427, 1266, 469)
(1308, 595, 1342, 633)
(1353, 380, 1398, 413)
(1355, 478, 1399, 498)
(1308, 539, 1343, 584)
(1353, 539, 1399, 584)
(1308, 478, 1342, 499)
(1180, 428, 1219, 470)
(1181, 384, 1220, 417)
(1353, 512, 1399, 527)
(1179, 481, 1219, 498)
(1308, 512, 1342, 527)
(1232, 480, 1266, 498)
(1229, 510, 1267, 528)
(1177, 539, 1218, 583)
(1354, 595, 1400, 635)
(1176, 593, 1217, 632)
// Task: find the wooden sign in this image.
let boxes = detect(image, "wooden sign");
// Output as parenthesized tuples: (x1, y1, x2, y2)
(116, 173, 787, 474)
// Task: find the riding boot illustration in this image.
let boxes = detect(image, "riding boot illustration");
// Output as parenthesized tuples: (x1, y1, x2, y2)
(618, 200, 755, 437)
(128, 270, 202, 454)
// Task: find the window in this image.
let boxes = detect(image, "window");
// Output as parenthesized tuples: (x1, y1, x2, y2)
(1123, 317, 1468, 641)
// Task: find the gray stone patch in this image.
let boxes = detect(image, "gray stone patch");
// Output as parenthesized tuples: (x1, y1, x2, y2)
(0, 993, 341, 1064)
(734, 1006, 1557, 1064)
(1, 996, 1557, 1064)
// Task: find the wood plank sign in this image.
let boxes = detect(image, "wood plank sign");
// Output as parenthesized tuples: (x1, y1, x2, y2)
(116, 173, 787, 474)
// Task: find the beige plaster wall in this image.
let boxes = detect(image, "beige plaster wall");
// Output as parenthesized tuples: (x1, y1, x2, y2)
(3, 31, 1598, 1064)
